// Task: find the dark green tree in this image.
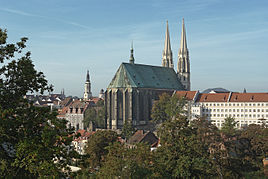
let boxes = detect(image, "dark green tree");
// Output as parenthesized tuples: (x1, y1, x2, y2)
(0, 28, 77, 177)
(84, 100, 105, 129)
(97, 142, 153, 178)
(121, 121, 136, 140)
(241, 124, 268, 176)
(84, 107, 97, 127)
(151, 93, 186, 123)
(221, 117, 238, 136)
(153, 118, 214, 178)
(84, 130, 118, 170)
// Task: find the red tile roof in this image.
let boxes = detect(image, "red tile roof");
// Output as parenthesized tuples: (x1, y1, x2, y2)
(175, 91, 197, 100)
(74, 130, 95, 141)
(196, 93, 229, 102)
(229, 92, 268, 102)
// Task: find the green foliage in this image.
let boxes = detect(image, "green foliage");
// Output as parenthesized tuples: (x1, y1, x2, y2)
(97, 142, 153, 179)
(154, 118, 214, 178)
(0, 28, 76, 177)
(241, 124, 268, 170)
(84, 107, 97, 127)
(84, 101, 105, 129)
(96, 99, 104, 107)
(151, 93, 186, 123)
(84, 130, 118, 169)
(221, 117, 238, 136)
(121, 121, 136, 140)
(79, 92, 268, 178)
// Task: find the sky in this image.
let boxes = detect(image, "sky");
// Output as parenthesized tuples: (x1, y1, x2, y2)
(0, 0, 268, 97)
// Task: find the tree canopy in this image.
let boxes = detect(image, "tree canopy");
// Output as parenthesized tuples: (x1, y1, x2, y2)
(0, 28, 77, 178)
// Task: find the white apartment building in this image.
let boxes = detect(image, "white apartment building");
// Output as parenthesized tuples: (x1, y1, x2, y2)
(176, 91, 268, 128)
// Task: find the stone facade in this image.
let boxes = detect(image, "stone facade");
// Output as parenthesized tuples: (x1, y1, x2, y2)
(105, 88, 174, 129)
(64, 100, 90, 130)
(177, 18, 190, 91)
(105, 62, 184, 130)
(105, 20, 193, 130)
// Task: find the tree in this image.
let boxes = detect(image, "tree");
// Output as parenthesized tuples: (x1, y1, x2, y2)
(151, 93, 186, 123)
(153, 118, 214, 178)
(84, 107, 97, 127)
(84, 130, 118, 170)
(241, 124, 268, 173)
(0, 28, 77, 177)
(221, 117, 238, 136)
(121, 121, 136, 140)
(97, 142, 153, 178)
(84, 100, 105, 129)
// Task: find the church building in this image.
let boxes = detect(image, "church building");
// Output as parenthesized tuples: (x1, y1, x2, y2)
(105, 19, 190, 130)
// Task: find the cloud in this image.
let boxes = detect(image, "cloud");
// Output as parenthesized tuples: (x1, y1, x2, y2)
(0, 7, 92, 30)
(0, 7, 37, 16)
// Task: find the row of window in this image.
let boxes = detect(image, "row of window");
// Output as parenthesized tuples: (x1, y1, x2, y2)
(203, 103, 268, 107)
(69, 108, 84, 113)
(202, 108, 268, 113)
(207, 113, 268, 118)
(211, 119, 264, 123)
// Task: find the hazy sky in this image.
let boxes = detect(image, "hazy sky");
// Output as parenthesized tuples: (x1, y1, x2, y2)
(0, 0, 268, 97)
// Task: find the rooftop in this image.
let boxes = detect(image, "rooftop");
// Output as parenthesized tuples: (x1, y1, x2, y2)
(108, 63, 184, 90)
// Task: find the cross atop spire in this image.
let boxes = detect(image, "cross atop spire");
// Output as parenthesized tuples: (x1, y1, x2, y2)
(162, 20, 173, 68)
(86, 70, 90, 82)
(129, 41, 135, 64)
(179, 18, 188, 54)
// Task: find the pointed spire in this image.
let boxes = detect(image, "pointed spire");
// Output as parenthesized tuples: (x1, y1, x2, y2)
(86, 70, 90, 82)
(162, 20, 173, 68)
(243, 88, 247, 93)
(164, 20, 172, 55)
(177, 18, 190, 91)
(129, 41, 135, 64)
(179, 18, 187, 54)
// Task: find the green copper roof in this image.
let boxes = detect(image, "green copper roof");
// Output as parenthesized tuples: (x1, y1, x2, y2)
(108, 63, 184, 90)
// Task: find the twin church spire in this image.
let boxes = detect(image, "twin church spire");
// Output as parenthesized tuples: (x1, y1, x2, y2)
(162, 18, 190, 91)
(162, 21, 173, 68)
(127, 18, 190, 90)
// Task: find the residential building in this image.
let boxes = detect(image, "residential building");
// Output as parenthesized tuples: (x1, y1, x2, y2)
(127, 130, 159, 149)
(176, 91, 268, 128)
(72, 129, 95, 155)
(64, 100, 90, 130)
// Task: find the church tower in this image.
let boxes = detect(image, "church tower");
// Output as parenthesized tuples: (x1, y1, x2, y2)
(129, 42, 135, 64)
(162, 21, 173, 68)
(177, 18, 190, 90)
(84, 70, 92, 100)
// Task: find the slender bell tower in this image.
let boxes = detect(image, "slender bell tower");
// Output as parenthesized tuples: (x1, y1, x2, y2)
(177, 18, 190, 90)
(84, 70, 92, 100)
(162, 21, 173, 68)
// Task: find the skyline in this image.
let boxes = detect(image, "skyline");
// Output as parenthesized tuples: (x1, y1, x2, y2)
(0, 0, 268, 97)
